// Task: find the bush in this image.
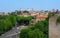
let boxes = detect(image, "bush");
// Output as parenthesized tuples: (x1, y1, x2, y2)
(19, 19, 48, 38)
(0, 15, 16, 35)
(17, 16, 34, 25)
(57, 16, 60, 23)
(48, 13, 54, 18)
(34, 20, 48, 33)
(20, 28, 31, 38)
(20, 28, 45, 38)
(28, 29, 44, 38)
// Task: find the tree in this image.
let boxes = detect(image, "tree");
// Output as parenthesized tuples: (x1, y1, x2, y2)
(10, 12, 17, 16)
(28, 29, 44, 38)
(19, 19, 48, 38)
(57, 16, 60, 23)
(9, 15, 16, 26)
(0, 15, 17, 35)
(20, 28, 31, 38)
(17, 16, 34, 25)
(48, 13, 54, 18)
(23, 10, 29, 13)
(19, 28, 45, 38)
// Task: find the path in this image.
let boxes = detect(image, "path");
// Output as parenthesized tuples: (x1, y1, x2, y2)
(49, 15, 60, 38)
(0, 26, 27, 38)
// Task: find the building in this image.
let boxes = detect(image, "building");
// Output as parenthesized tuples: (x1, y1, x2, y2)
(0, 12, 8, 15)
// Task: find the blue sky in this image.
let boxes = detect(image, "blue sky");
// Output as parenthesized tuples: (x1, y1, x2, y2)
(0, 0, 60, 12)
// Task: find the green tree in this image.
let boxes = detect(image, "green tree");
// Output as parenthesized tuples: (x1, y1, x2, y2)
(20, 28, 31, 38)
(19, 19, 48, 38)
(28, 29, 44, 38)
(0, 15, 17, 35)
(57, 16, 60, 23)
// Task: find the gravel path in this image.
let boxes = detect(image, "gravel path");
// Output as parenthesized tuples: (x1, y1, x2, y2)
(49, 15, 60, 38)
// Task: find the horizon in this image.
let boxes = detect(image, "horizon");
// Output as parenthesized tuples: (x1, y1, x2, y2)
(0, 8, 59, 13)
(0, 0, 60, 12)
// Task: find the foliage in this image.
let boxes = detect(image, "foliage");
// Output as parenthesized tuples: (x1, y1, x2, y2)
(28, 29, 44, 38)
(20, 28, 31, 38)
(10, 12, 17, 16)
(19, 19, 48, 38)
(57, 16, 60, 23)
(20, 28, 45, 38)
(0, 14, 34, 35)
(48, 13, 54, 18)
(23, 10, 29, 13)
(17, 16, 34, 25)
(0, 15, 16, 35)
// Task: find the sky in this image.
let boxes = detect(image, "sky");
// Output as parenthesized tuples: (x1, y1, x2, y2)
(0, 0, 60, 12)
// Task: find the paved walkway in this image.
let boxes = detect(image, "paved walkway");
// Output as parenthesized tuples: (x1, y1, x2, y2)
(49, 15, 60, 38)
(0, 26, 27, 38)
